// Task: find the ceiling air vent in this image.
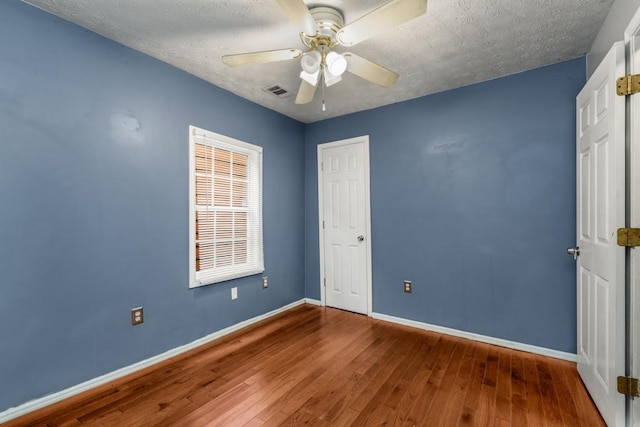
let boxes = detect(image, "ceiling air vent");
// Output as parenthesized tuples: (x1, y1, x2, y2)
(263, 84, 292, 98)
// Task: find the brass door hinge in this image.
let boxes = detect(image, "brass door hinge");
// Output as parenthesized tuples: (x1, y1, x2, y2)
(616, 74, 640, 96)
(617, 376, 640, 397)
(617, 228, 640, 247)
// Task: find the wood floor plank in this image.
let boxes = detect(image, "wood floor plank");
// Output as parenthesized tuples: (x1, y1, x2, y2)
(289, 328, 405, 423)
(547, 360, 580, 426)
(420, 340, 472, 425)
(348, 336, 425, 425)
(398, 335, 458, 426)
(510, 351, 528, 427)
(535, 357, 564, 426)
(475, 346, 500, 426)
(476, 380, 498, 426)
(257, 410, 291, 427)
(383, 333, 440, 413)
(348, 331, 421, 414)
(242, 417, 265, 427)
(255, 319, 379, 423)
(436, 341, 478, 426)
(271, 326, 400, 424)
(494, 346, 512, 424)
(332, 407, 360, 427)
(285, 327, 420, 425)
(314, 332, 405, 424)
(165, 311, 354, 426)
(350, 338, 421, 425)
(483, 345, 500, 387)
(214, 323, 375, 426)
(386, 334, 440, 425)
(524, 354, 547, 427)
(564, 362, 607, 427)
(5, 305, 606, 427)
(458, 342, 490, 425)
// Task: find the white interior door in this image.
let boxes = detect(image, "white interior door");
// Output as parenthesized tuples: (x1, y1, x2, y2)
(318, 136, 371, 315)
(575, 42, 626, 426)
(625, 9, 640, 426)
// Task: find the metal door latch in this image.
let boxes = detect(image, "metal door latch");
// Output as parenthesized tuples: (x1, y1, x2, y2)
(567, 247, 580, 260)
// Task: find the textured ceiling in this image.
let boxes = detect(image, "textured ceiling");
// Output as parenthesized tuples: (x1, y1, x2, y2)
(23, 0, 613, 123)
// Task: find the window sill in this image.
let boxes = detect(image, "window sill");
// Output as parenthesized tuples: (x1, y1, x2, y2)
(190, 268, 265, 288)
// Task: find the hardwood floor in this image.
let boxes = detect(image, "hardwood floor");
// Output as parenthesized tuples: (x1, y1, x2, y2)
(6, 304, 605, 426)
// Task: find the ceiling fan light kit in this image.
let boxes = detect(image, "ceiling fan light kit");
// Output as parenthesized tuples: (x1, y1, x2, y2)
(222, 0, 427, 110)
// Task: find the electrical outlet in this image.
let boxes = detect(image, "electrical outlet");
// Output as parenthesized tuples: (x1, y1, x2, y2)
(404, 280, 412, 294)
(262, 277, 268, 289)
(131, 307, 144, 325)
(231, 287, 238, 300)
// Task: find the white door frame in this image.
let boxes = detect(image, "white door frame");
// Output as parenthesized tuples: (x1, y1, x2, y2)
(317, 135, 373, 316)
(625, 8, 640, 425)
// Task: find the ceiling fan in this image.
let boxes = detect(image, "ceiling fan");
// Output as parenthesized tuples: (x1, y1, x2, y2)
(222, 0, 428, 108)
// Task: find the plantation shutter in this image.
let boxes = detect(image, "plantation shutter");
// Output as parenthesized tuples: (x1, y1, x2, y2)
(190, 128, 263, 286)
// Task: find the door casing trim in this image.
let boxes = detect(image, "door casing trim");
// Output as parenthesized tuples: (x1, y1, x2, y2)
(624, 7, 640, 425)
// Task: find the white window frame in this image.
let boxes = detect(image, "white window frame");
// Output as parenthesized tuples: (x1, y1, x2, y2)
(188, 125, 264, 288)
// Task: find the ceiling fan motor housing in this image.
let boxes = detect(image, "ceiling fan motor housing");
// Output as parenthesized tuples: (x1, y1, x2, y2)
(309, 6, 344, 42)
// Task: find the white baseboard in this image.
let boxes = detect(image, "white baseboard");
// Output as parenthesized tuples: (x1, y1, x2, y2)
(0, 299, 306, 424)
(303, 298, 322, 306)
(371, 312, 577, 362)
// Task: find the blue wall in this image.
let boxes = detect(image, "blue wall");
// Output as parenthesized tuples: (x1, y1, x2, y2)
(0, 1, 305, 412)
(305, 58, 585, 353)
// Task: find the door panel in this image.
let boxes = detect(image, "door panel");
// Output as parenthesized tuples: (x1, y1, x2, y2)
(576, 42, 625, 426)
(320, 139, 369, 314)
(579, 265, 591, 361)
(580, 148, 591, 240)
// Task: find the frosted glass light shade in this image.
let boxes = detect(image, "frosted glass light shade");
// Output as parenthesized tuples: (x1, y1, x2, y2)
(326, 52, 347, 76)
(301, 51, 321, 74)
(300, 69, 320, 86)
(323, 68, 342, 87)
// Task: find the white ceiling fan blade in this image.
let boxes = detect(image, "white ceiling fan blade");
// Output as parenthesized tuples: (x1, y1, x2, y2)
(223, 48, 302, 66)
(295, 80, 318, 104)
(273, 0, 317, 36)
(344, 53, 399, 88)
(337, 0, 427, 46)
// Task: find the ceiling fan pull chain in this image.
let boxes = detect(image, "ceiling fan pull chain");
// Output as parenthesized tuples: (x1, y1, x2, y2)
(321, 77, 326, 111)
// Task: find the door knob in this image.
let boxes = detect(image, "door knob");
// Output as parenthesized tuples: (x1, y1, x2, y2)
(357, 235, 365, 242)
(567, 247, 580, 260)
